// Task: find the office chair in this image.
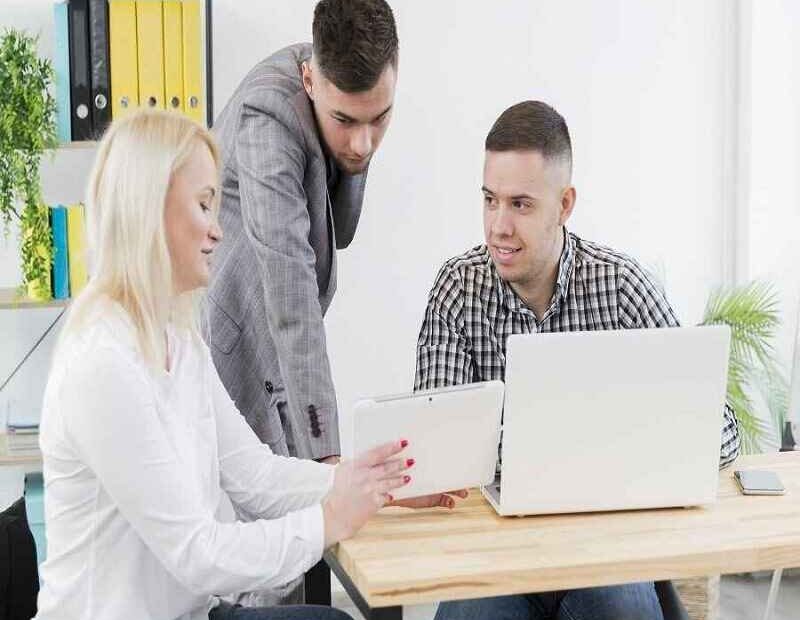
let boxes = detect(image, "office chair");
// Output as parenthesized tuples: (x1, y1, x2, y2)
(0, 496, 39, 620)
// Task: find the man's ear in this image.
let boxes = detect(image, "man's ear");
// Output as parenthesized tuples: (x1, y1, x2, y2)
(301, 60, 314, 100)
(559, 186, 576, 226)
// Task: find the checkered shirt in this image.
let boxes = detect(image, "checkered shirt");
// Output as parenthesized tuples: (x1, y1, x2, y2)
(414, 229, 740, 468)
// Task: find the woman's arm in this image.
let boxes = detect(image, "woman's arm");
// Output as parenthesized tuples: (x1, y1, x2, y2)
(61, 345, 325, 594)
(207, 348, 335, 518)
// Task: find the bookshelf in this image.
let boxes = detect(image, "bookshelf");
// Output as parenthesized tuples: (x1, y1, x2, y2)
(55, 0, 215, 146)
(0, 287, 71, 310)
(58, 141, 98, 150)
(2, 0, 216, 435)
(0, 288, 67, 403)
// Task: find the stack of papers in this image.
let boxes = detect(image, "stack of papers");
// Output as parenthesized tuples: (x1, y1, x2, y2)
(5, 411, 40, 456)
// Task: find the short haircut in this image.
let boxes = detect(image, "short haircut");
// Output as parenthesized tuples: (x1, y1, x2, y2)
(312, 0, 399, 93)
(485, 101, 572, 175)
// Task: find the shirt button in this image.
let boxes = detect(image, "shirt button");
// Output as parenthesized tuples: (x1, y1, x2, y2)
(264, 381, 273, 394)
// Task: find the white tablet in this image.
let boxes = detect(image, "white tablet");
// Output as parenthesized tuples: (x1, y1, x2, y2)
(352, 381, 504, 500)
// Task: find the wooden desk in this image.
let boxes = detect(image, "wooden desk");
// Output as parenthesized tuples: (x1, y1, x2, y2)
(319, 452, 800, 618)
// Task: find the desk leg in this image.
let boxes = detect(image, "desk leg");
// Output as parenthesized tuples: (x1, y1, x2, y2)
(305, 559, 331, 606)
(323, 550, 403, 619)
(761, 568, 783, 620)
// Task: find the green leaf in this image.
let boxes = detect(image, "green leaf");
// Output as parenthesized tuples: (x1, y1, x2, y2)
(701, 281, 788, 453)
(0, 29, 57, 284)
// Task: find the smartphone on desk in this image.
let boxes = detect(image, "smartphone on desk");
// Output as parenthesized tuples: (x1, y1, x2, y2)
(734, 470, 785, 496)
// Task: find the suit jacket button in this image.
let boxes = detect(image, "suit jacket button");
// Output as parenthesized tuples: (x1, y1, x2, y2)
(264, 381, 273, 394)
(307, 404, 318, 421)
(311, 427, 322, 438)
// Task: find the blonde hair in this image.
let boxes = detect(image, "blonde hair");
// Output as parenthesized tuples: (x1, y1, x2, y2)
(58, 109, 220, 368)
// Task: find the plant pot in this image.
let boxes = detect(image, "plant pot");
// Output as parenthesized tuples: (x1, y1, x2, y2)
(21, 210, 53, 302)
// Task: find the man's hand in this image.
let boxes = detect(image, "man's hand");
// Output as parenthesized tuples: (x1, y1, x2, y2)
(390, 490, 469, 510)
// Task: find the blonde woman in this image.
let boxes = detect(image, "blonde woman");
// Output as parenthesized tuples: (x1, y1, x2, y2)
(34, 110, 464, 620)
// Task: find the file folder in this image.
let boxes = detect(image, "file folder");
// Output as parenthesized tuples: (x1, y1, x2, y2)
(163, 0, 184, 112)
(109, 0, 139, 119)
(66, 204, 89, 296)
(68, 0, 93, 140)
(136, 0, 165, 110)
(50, 205, 70, 300)
(182, 0, 204, 124)
(88, 0, 112, 137)
(53, 1, 71, 143)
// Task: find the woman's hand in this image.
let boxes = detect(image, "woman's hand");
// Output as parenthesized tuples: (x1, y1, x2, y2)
(322, 440, 412, 546)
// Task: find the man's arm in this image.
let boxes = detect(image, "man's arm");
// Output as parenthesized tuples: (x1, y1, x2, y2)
(618, 260, 741, 467)
(236, 95, 339, 461)
(414, 265, 473, 391)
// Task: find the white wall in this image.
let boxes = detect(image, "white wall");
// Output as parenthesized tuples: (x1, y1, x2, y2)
(745, 0, 800, 429)
(0, 0, 776, 450)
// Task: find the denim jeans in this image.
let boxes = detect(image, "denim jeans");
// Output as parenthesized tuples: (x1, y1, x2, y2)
(434, 581, 664, 620)
(209, 600, 353, 620)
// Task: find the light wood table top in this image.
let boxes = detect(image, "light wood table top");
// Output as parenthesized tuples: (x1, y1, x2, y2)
(327, 451, 800, 608)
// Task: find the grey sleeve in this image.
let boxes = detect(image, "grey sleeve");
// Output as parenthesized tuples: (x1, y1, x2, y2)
(235, 96, 339, 460)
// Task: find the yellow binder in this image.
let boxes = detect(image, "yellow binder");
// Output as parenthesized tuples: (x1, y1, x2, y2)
(162, 0, 184, 113)
(181, 0, 205, 124)
(109, 0, 139, 119)
(66, 204, 88, 296)
(136, 0, 165, 110)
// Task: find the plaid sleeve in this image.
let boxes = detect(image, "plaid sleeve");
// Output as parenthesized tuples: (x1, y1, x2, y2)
(618, 260, 680, 328)
(414, 264, 473, 391)
(718, 403, 740, 468)
(617, 258, 741, 467)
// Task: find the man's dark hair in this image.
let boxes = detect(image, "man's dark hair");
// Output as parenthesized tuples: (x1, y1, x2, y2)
(485, 101, 572, 173)
(312, 0, 399, 93)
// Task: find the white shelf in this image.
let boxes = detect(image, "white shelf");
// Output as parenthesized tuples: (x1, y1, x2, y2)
(56, 141, 98, 150)
(0, 287, 70, 310)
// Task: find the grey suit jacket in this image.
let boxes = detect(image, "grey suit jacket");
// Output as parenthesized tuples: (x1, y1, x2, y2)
(206, 43, 367, 459)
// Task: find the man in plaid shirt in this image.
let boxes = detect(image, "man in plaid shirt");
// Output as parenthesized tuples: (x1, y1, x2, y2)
(415, 101, 740, 620)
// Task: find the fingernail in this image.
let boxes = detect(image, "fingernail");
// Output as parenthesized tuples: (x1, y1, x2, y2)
(406, 458, 415, 467)
(387, 494, 394, 503)
(403, 475, 411, 484)
(400, 439, 409, 448)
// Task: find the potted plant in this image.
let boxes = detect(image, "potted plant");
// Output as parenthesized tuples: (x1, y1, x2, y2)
(0, 29, 58, 300)
(701, 281, 788, 453)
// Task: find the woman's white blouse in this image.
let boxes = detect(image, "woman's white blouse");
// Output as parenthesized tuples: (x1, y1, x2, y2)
(35, 305, 334, 620)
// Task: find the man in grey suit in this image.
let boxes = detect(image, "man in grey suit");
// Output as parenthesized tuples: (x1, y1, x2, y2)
(207, 0, 398, 468)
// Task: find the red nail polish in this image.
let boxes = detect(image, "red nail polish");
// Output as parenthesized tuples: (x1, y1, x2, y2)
(400, 439, 409, 448)
(387, 494, 394, 503)
(406, 458, 415, 467)
(403, 475, 411, 484)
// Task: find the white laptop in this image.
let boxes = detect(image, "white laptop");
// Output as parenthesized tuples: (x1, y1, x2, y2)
(352, 381, 503, 500)
(482, 326, 731, 516)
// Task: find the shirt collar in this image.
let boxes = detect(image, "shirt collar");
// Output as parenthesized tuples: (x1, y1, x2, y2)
(494, 227, 575, 315)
